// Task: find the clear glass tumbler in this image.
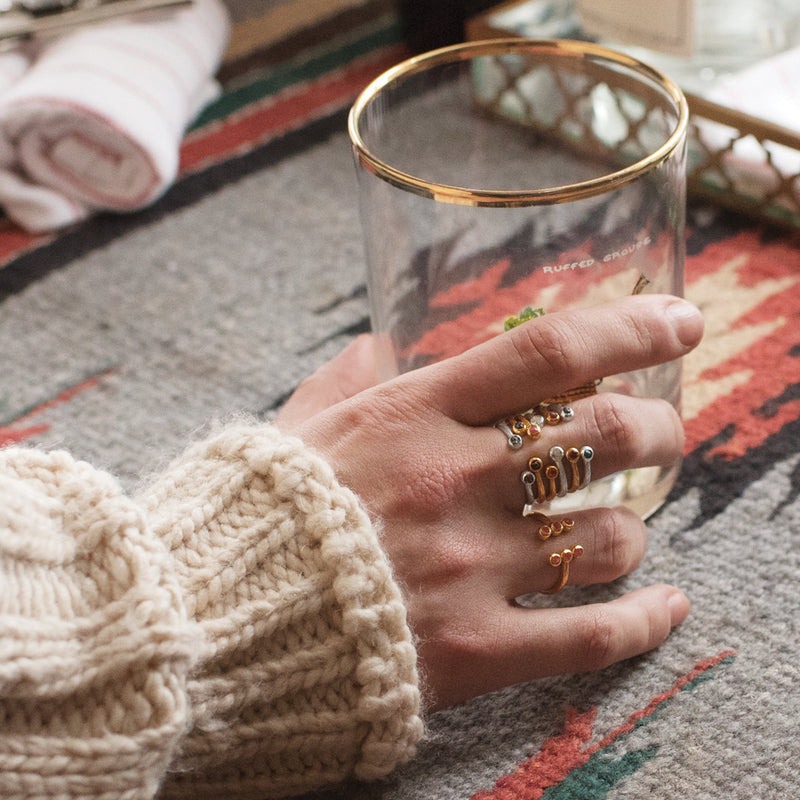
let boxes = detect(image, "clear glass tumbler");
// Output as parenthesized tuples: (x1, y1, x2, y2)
(348, 39, 688, 518)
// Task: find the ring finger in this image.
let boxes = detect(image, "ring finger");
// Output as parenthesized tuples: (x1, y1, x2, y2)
(481, 392, 684, 514)
(494, 504, 647, 599)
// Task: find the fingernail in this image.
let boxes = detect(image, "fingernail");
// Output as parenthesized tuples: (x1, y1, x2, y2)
(665, 299, 704, 347)
(667, 589, 691, 626)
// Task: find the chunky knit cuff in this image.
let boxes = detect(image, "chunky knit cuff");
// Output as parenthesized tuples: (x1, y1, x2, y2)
(0, 448, 198, 800)
(140, 424, 422, 798)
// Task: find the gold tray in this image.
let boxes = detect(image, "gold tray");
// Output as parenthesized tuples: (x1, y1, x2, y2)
(468, 0, 800, 229)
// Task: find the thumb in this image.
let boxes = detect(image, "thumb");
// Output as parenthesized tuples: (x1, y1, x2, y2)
(275, 334, 380, 430)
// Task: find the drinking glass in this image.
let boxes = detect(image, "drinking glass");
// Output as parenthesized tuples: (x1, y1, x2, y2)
(348, 38, 688, 517)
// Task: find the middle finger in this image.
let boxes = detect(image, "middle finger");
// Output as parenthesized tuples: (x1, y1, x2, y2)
(477, 392, 684, 514)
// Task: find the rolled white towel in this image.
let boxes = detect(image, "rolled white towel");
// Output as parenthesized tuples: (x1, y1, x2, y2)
(0, 0, 230, 233)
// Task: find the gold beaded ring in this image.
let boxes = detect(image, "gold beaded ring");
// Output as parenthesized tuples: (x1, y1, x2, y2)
(543, 545, 584, 594)
(527, 511, 576, 542)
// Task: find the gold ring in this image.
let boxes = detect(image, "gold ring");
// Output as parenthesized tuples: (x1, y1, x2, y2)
(527, 511, 576, 542)
(543, 545, 584, 594)
(520, 443, 595, 513)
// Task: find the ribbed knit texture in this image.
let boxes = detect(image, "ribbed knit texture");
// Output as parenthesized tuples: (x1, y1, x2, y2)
(0, 449, 197, 800)
(0, 424, 422, 799)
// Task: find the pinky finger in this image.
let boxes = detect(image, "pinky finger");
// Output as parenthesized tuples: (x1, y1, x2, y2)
(423, 585, 690, 709)
(516, 584, 691, 678)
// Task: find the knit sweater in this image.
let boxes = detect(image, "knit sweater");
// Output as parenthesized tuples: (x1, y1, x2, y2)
(0, 424, 422, 799)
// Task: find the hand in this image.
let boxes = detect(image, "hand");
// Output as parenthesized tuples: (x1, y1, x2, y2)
(276, 332, 381, 427)
(276, 295, 704, 710)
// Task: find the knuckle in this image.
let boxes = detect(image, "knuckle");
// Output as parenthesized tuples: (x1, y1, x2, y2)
(324, 389, 466, 514)
(336, 384, 407, 432)
(590, 394, 685, 467)
(394, 454, 481, 516)
(420, 613, 490, 671)
(590, 394, 640, 459)
(402, 463, 458, 510)
(626, 309, 660, 354)
(431, 535, 487, 584)
(603, 506, 646, 573)
(339, 386, 488, 518)
(577, 609, 622, 671)
(442, 622, 486, 659)
(396, 524, 490, 595)
(511, 317, 580, 382)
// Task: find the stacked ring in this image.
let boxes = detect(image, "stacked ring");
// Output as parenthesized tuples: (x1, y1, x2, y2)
(521, 444, 594, 512)
(526, 511, 583, 594)
(495, 402, 574, 450)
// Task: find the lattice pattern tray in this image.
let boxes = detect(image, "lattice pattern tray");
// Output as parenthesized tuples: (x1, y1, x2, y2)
(468, 0, 800, 229)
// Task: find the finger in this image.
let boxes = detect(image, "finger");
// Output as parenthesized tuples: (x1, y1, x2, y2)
(475, 394, 684, 513)
(510, 584, 691, 677)
(498, 506, 647, 598)
(424, 584, 690, 708)
(413, 295, 703, 424)
(276, 334, 380, 429)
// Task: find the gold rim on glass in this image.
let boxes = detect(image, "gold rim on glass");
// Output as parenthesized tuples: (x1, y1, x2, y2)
(348, 38, 689, 208)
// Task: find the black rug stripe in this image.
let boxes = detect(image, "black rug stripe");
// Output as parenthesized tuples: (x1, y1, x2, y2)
(663, 377, 800, 533)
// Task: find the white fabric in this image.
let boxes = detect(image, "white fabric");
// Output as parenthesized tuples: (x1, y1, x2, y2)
(707, 46, 800, 135)
(692, 46, 800, 218)
(0, 0, 230, 233)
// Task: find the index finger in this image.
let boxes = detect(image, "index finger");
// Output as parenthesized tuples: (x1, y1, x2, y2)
(413, 295, 703, 424)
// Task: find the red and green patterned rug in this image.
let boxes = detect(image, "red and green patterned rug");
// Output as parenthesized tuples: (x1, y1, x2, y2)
(1, 4, 799, 797)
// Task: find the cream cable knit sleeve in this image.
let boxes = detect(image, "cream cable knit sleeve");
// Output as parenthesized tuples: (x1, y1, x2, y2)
(0, 424, 423, 799)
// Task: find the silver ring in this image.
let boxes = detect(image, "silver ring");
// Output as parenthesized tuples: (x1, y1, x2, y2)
(578, 445, 594, 490)
(495, 420, 524, 450)
(496, 402, 574, 450)
(549, 445, 568, 498)
(519, 443, 596, 513)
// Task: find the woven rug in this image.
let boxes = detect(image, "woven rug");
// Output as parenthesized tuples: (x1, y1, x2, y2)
(1, 4, 799, 798)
